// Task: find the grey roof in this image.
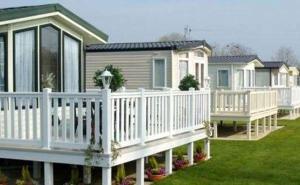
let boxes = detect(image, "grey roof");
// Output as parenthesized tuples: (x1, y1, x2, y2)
(208, 55, 261, 64)
(261, 61, 288, 68)
(86, 40, 212, 52)
(0, 4, 108, 41)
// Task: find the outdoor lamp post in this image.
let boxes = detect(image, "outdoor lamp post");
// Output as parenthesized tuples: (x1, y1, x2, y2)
(101, 69, 113, 89)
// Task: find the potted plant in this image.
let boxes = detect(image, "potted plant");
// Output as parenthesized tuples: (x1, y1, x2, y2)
(146, 156, 165, 181)
(114, 164, 134, 185)
(173, 151, 189, 170)
(0, 169, 8, 185)
(194, 144, 206, 163)
(16, 166, 37, 185)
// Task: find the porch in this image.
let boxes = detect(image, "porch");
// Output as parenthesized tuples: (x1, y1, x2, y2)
(210, 90, 278, 140)
(0, 88, 211, 185)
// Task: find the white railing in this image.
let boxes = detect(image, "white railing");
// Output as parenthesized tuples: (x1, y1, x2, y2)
(0, 88, 210, 153)
(245, 87, 300, 108)
(211, 90, 277, 115)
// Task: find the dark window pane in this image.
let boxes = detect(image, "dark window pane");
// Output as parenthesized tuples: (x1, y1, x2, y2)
(40, 26, 60, 91)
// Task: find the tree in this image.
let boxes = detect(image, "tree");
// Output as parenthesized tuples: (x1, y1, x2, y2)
(212, 42, 255, 56)
(178, 74, 199, 91)
(272, 46, 299, 66)
(93, 65, 126, 92)
(158, 32, 185, 41)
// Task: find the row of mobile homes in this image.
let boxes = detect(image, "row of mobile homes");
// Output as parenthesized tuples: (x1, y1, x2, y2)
(208, 56, 278, 140)
(255, 62, 300, 119)
(0, 4, 212, 185)
(85, 40, 212, 90)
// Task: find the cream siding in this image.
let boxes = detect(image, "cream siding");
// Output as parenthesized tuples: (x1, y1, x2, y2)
(86, 50, 172, 90)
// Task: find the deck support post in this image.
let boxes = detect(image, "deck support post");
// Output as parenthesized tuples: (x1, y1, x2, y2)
(165, 149, 173, 175)
(289, 110, 293, 119)
(83, 166, 92, 184)
(204, 138, 210, 159)
(44, 162, 53, 185)
(187, 142, 194, 165)
(263, 117, 266, 133)
(233, 121, 237, 132)
(213, 121, 218, 138)
(102, 167, 112, 185)
(274, 114, 278, 129)
(136, 158, 145, 185)
(247, 121, 251, 140)
(42, 88, 52, 149)
(268, 116, 272, 131)
(33, 162, 41, 179)
(255, 120, 259, 137)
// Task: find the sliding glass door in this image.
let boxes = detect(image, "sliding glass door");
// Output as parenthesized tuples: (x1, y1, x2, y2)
(40, 25, 60, 91)
(64, 34, 80, 92)
(14, 29, 36, 92)
(0, 35, 5, 91)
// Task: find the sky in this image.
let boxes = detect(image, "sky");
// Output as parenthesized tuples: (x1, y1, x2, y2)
(0, 0, 299, 60)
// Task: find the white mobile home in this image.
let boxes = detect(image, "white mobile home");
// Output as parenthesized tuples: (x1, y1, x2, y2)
(208, 55, 264, 90)
(255, 61, 289, 87)
(208, 56, 278, 140)
(85, 40, 212, 90)
(0, 4, 211, 185)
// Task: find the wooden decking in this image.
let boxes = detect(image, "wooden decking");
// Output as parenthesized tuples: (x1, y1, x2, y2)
(210, 90, 278, 140)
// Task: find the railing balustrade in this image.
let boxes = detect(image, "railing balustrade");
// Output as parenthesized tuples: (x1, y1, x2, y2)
(0, 88, 210, 152)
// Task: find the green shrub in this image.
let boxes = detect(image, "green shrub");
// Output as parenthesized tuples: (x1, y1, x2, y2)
(69, 166, 80, 185)
(178, 74, 199, 91)
(115, 164, 126, 184)
(16, 166, 34, 185)
(148, 156, 159, 169)
(93, 65, 126, 92)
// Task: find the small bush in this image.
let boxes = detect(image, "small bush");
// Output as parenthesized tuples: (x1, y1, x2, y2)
(115, 164, 126, 184)
(93, 65, 126, 92)
(178, 74, 199, 91)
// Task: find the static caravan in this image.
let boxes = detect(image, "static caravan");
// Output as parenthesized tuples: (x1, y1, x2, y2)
(208, 55, 278, 140)
(255, 62, 300, 119)
(255, 61, 289, 87)
(208, 55, 264, 90)
(85, 40, 212, 90)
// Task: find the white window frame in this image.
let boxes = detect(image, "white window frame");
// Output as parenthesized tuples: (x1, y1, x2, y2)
(217, 69, 230, 88)
(152, 57, 167, 88)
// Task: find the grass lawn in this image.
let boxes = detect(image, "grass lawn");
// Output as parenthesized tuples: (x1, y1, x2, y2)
(154, 119, 300, 185)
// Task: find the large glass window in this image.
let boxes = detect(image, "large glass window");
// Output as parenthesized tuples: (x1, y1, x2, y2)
(0, 36, 5, 91)
(14, 29, 36, 92)
(153, 59, 166, 87)
(64, 34, 80, 92)
(179, 60, 188, 80)
(218, 70, 229, 87)
(40, 26, 60, 91)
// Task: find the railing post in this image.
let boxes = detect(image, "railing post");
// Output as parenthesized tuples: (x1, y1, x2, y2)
(102, 89, 112, 155)
(247, 91, 251, 114)
(42, 88, 51, 149)
(138, 88, 146, 145)
(213, 90, 218, 113)
(189, 88, 195, 131)
(168, 88, 174, 138)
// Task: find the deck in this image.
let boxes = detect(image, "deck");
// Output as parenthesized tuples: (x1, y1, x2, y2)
(210, 90, 278, 140)
(246, 87, 300, 119)
(0, 88, 211, 185)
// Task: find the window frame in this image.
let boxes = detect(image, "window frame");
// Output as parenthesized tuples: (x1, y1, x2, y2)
(152, 57, 167, 88)
(62, 31, 82, 92)
(13, 26, 38, 92)
(217, 69, 229, 88)
(39, 24, 62, 92)
(236, 69, 244, 88)
(0, 33, 8, 92)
